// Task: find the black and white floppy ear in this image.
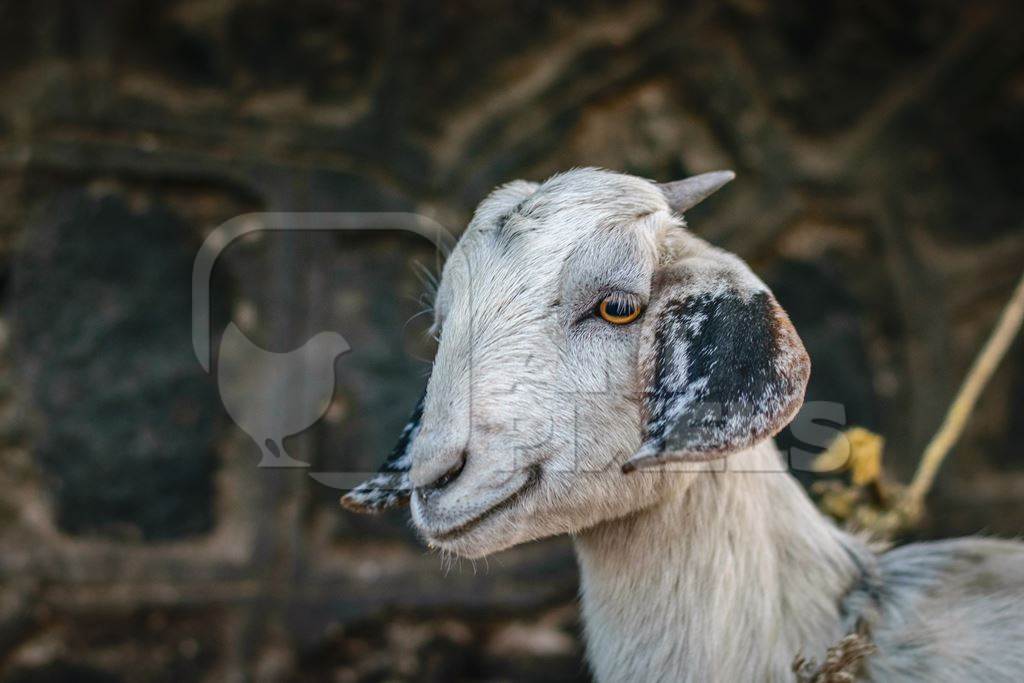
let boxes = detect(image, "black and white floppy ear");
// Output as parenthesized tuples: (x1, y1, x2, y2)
(624, 256, 810, 472)
(341, 391, 424, 513)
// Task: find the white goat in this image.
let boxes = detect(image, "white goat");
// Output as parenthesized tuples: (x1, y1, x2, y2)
(343, 168, 1024, 682)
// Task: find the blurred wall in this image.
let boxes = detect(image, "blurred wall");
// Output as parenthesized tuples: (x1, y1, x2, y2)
(0, 1, 1022, 681)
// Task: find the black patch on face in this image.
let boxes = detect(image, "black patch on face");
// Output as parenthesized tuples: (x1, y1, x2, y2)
(341, 390, 424, 513)
(385, 391, 424, 473)
(641, 290, 806, 458)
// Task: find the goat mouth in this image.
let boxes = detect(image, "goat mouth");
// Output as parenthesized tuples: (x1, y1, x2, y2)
(428, 465, 542, 542)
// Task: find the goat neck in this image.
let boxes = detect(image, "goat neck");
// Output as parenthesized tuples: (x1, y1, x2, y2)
(573, 441, 866, 683)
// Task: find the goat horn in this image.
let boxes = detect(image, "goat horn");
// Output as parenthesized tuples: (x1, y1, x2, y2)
(658, 170, 736, 214)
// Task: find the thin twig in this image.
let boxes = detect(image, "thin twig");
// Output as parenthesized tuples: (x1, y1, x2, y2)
(903, 269, 1024, 513)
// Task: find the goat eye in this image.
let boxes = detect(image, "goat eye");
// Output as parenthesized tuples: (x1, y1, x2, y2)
(596, 293, 641, 325)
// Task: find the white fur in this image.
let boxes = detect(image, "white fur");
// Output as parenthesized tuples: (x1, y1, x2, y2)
(372, 168, 1024, 681)
(575, 443, 859, 682)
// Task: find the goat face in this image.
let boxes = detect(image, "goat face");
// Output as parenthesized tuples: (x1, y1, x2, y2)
(343, 168, 810, 559)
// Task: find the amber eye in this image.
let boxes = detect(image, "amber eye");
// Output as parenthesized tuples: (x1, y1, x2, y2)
(597, 292, 642, 325)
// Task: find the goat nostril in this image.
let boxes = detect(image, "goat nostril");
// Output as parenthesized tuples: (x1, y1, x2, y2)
(430, 451, 467, 490)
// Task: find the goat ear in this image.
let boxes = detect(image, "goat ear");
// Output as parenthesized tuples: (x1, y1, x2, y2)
(341, 390, 423, 513)
(624, 257, 809, 472)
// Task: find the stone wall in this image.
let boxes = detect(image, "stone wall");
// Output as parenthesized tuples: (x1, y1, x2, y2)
(0, 1, 1022, 681)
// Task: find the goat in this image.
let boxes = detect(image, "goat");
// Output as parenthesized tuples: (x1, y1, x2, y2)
(342, 168, 1024, 682)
